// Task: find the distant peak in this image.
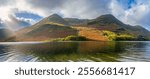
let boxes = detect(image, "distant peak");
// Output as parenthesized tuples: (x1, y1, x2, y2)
(95, 14, 121, 22)
(51, 13, 60, 16)
(46, 13, 69, 25)
(48, 13, 62, 18)
(97, 14, 115, 19)
(87, 14, 124, 26)
(102, 14, 114, 16)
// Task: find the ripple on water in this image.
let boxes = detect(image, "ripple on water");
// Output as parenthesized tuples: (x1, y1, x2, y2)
(0, 41, 150, 62)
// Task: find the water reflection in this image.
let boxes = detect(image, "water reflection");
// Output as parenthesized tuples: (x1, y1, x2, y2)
(0, 41, 150, 62)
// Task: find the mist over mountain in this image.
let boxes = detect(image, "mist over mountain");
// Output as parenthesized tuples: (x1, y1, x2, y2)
(0, 23, 5, 28)
(0, 29, 14, 41)
(0, 15, 31, 31)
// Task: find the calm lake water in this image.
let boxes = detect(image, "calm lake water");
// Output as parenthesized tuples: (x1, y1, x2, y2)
(0, 41, 150, 62)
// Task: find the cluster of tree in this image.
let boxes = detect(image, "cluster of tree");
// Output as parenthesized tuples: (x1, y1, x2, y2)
(49, 35, 88, 42)
(102, 30, 136, 41)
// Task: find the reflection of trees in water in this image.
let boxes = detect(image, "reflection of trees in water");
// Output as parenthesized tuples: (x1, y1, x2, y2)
(12, 42, 126, 61)
(9, 41, 148, 62)
(77, 41, 131, 54)
(14, 42, 79, 61)
(114, 42, 127, 53)
(77, 42, 125, 62)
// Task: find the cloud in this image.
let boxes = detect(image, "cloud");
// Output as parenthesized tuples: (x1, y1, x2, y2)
(0, 0, 111, 24)
(0, 0, 43, 30)
(15, 11, 43, 24)
(24, 0, 66, 17)
(15, 17, 35, 25)
(27, 0, 64, 11)
(0, 0, 14, 6)
(125, 4, 150, 24)
(4, 15, 31, 31)
(110, 0, 150, 30)
(20, 0, 111, 19)
(0, 0, 150, 30)
(60, 0, 111, 19)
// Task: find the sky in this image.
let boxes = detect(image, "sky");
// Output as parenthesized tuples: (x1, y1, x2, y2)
(0, 0, 150, 30)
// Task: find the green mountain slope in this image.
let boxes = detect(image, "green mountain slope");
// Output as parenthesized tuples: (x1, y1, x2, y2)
(47, 14, 69, 25)
(10, 13, 150, 41)
(15, 14, 77, 41)
(87, 14, 150, 40)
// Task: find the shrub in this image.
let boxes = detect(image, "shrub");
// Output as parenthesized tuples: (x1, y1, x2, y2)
(102, 30, 136, 41)
(116, 34, 136, 41)
(64, 35, 87, 41)
(102, 30, 117, 41)
(47, 35, 88, 42)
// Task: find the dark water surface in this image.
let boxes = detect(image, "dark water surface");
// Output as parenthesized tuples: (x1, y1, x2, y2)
(0, 41, 150, 62)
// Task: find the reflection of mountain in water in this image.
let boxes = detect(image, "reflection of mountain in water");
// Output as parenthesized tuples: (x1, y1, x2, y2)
(10, 42, 133, 61)
(0, 41, 150, 62)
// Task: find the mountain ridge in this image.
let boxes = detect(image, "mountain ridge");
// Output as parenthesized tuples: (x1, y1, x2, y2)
(4, 13, 150, 41)
(86, 14, 150, 38)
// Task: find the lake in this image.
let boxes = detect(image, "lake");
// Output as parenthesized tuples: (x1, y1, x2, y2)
(0, 41, 150, 62)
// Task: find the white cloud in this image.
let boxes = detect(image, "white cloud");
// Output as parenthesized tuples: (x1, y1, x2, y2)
(4, 15, 31, 31)
(60, 0, 111, 19)
(125, 4, 150, 24)
(0, 0, 46, 21)
(110, 0, 150, 30)
(0, 0, 150, 30)
(15, 17, 36, 24)
(0, 6, 14, 21)
(0, 0, 111, 22)
(24, 0, 111, 19)
(110, 0, 125, 21)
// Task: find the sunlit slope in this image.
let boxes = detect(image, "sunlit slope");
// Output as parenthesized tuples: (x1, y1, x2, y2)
(16, 24, 77, 41)
(74, 26, 108, 41)
(11, 14, 150, 41)
(87, 14, 150, 39)
(15, 14, 77, 41)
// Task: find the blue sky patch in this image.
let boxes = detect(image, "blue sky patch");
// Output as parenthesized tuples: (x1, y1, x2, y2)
(117, 0, 137, 9)
(15, 11, 43, 21)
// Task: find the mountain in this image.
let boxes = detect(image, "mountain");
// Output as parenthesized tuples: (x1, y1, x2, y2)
(87, 14, 150, 39)
(15, 14, 77, 41)
(46, 14, 69, 25)
(16, 14, 69, 36)
(88, 14, 124, 26)
(7, 13, 150, 41)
